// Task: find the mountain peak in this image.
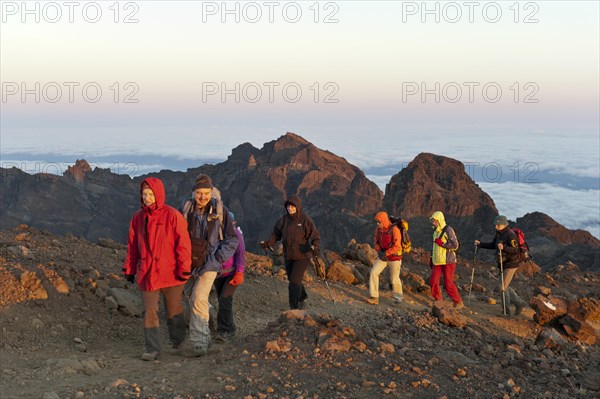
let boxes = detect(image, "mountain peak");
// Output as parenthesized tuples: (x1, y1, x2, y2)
(384, 152, 496, 219)
(273, 132, 311, 151)
(64, 159, 92, 183)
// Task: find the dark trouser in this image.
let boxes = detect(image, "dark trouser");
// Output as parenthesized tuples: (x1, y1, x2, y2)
(141, 284, 186, 350)
(285, 258, 309, 309)
(213, 274, 238, 335)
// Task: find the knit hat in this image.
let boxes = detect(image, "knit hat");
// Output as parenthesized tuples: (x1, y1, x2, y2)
(193, 174, 213, 191)
(494, 215, 508, 226)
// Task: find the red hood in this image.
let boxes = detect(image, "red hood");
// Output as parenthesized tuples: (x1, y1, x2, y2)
(140, 177, 166, 211)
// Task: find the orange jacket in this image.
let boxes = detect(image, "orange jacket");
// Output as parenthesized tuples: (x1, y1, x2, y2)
(374, 211, 402, 261)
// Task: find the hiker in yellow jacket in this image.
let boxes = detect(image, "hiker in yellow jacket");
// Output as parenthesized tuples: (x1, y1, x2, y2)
(429, 211, 464, 308)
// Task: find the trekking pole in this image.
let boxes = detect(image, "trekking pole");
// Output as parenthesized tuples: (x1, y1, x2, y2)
(313, 255, 337, 310)
(263, 245, 283, 306)
(468, 245, 478, 304)
(499, 247, 507, 316)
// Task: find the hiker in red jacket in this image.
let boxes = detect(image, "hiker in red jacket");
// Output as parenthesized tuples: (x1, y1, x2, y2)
(475, 215, 528, 317)
(366, 211, 404, 305)
(123, 177, 192, 361)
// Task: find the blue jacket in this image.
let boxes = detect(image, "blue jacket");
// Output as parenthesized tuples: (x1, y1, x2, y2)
(180, 198, 238, 276)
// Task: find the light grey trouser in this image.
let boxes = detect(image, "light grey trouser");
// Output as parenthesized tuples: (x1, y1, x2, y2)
(188, 271, 217, 349)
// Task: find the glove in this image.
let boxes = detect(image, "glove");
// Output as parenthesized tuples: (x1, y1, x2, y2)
(434, 238, 444, 248)
(124, 274, 135, 283)
(378, 250, 387, 260)
(229, 272, 244, 286)
(311, 245, 320, 257)
(176, 271, 191, 282)
(260, 241, 270, 250)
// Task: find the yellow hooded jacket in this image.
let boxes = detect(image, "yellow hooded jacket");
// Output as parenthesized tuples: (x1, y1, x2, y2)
(430, 211, 459, 266)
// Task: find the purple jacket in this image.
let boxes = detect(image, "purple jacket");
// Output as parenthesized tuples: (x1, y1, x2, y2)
(220, 226, 245, 277)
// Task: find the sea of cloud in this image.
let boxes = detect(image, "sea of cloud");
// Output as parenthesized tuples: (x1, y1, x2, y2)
(2, 127, 598, 238)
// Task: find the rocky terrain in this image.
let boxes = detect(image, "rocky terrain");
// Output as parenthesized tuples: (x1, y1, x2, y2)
(1, 225, 599, 399)
(2, 133, 598, 271)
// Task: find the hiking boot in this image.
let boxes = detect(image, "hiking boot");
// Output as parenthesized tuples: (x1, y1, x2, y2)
(454, 301, 465, 309)
(366, 297, 379, 305)
(214, 333, 234, 344)
(193, 345, 209, 357)
(394, 295, 404, 304)
(140, 351, 159, 361)
(514, 303, 526, 316)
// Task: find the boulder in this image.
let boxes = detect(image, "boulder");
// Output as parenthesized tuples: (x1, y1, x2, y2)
(343, 240, 377, 267)
(530, 295, 567, 326)
(567, 297, 600, 325)
(403, 272, 426, 293)
(431, 301, 467, 328)
(326, 260, 358, 285)
(535, 327, 568, 350)
(558, 315, 597, 345)
(108, 288, 143, 317)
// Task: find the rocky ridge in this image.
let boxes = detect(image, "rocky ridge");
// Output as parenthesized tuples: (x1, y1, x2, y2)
(0, 133, 598, 271)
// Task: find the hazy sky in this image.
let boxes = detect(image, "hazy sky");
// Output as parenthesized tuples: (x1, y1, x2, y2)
(2, 1, 598, 130)
(1, 1, 599, 236)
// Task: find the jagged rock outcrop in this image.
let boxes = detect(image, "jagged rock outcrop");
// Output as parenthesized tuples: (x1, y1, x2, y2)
(383, 152, 498, 254)
(515, 212, 600, 271)
(169, 133, 383, 252)
(0, 133, 382, 251)
(0, 166, 138, 242)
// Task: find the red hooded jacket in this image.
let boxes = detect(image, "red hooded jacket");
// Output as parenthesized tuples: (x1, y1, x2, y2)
(123, 177, 192, 291)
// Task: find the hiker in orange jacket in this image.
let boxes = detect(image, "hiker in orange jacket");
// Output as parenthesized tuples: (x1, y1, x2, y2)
(366, 211, 404, 305)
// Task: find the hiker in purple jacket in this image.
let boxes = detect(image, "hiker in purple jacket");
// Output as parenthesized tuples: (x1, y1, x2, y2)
(213, 212, 245, 343)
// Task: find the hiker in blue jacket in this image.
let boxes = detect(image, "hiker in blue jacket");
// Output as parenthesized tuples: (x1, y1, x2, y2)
(180, 174, 238, 356)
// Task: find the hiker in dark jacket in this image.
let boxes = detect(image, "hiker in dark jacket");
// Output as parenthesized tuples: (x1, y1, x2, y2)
(475, 215, 527, 316)
(261, 196, 320, 310)
(179, 174, 238, 356)
(123, 177, 192, 361)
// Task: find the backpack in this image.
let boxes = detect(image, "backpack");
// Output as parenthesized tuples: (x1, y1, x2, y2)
(511, 227, 531, 261)
(389, 217, 412, 253)
(440, 225, 460, 252)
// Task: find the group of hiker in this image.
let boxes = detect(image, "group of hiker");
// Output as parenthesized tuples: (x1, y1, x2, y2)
(123, 174, 320, 360)
(367, 210, 528, 317)
(123, 174, 527, 360)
